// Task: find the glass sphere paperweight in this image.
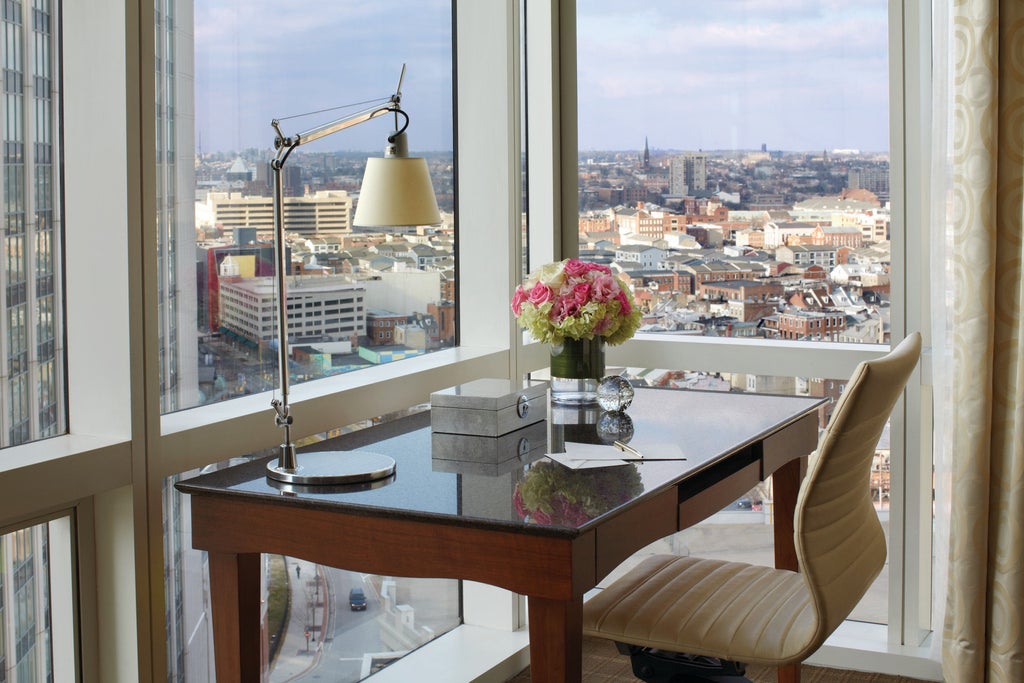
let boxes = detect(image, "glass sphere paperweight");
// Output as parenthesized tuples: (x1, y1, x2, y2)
(596, 411, 635, 444)
(597, 376, 635, 412)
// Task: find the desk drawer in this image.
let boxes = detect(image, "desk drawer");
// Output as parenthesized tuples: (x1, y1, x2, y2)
(677, 460, 760, 529)
(594, 488, 677, 581)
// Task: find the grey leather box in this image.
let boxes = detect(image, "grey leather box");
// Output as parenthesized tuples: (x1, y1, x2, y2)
(430, 378, 548, 437)
(431, 420, 548, 472)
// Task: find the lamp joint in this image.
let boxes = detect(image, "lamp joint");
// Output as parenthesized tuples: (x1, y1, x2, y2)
(271, 398, 292, 427)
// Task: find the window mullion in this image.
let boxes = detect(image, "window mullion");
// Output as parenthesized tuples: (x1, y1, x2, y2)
(455, 0, 519, 357)
(888, 0, 933, 647)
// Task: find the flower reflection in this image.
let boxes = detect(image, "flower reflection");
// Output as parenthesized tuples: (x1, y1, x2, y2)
(513, 460, 643, 527)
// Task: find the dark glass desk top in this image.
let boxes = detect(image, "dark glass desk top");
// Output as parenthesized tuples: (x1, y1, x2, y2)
(176, 387, 824, 538)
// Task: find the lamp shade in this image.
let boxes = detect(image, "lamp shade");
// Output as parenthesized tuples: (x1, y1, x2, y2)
(353, 156, 441, 227)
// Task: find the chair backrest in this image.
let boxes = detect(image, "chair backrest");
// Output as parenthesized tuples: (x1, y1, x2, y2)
(795, 332, 921, 641)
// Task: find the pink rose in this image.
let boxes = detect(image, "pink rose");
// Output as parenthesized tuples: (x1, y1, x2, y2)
(552, 297, 581, 322)
(511, 285, 528, 315)
(588, 262, 612, 275)
(532, 508, 553, 525)
(562, 258, 590, 278)
(590, 273, 620, 302)
(571, 282, 591, 305)
(552, 496, 591, 526)
(616, 290, 632, 316)
(527, 283, 554, 306)
(513, 487, 529, 519)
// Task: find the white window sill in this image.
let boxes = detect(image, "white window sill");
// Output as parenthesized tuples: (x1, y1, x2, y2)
(808, 621, 944, 681)
(161, 344, 507, 435)
(365, 617, 944, 683)
(0, 433, 132, 523)
(365, 624, 529, 683)
(156, 345, 508, 477)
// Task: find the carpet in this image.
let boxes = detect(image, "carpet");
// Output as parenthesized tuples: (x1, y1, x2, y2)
(506, 636, 935, 682)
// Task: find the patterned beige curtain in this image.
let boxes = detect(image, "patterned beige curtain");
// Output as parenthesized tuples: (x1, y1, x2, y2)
(943, 1, 1024, 682)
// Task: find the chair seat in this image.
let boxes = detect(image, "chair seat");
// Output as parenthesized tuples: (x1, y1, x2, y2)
(582, 554, 819, 667)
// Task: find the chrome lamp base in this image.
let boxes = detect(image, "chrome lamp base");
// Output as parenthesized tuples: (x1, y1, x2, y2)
(266, 449, 396, 486)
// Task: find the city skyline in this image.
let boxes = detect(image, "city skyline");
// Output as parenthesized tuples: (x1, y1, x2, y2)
(194, 1, 888, 156)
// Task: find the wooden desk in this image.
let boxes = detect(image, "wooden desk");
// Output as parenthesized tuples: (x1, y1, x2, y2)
(177, 388, 823, 682)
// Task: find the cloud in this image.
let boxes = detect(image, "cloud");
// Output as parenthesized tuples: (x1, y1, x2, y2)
(576, 0, 889, 151)
(192, 0, 889, 154)
(194, 1, 452, 153)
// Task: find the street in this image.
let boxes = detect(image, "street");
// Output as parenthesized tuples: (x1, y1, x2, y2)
(269, 560, 460, 683)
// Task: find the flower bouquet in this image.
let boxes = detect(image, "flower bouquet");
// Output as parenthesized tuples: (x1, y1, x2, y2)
(513, 460, 643, 527)
(511, 258, 641, 402)
(510, 258, 641, 345)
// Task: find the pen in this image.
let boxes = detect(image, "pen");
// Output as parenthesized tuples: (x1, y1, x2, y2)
(613, 441, 643, 459)
(611, 441, 688, 461)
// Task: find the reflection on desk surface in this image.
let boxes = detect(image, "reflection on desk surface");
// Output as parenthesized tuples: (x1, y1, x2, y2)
(176, 387, 824, 535)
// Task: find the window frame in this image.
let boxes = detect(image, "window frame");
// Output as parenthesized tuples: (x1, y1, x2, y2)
(0, 0, 939, 680)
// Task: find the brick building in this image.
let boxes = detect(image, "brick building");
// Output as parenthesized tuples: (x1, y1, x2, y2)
(770, 310, 846, 341)
(697, 279, 784, 302)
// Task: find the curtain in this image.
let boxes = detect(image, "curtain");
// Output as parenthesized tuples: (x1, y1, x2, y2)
(943, 1, 1024, 681)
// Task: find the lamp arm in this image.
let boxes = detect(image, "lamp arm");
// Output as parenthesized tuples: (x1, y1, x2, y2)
(273, 62, 409, 153)
(274, 100, 398, 151)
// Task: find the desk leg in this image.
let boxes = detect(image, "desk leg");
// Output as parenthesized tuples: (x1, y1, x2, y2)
(773, 456, 803, 572)
(773, 457, 803, 683)
(527, 596, 583, 682)
(208, 551, 262, 683)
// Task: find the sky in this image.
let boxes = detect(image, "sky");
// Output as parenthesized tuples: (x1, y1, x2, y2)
(194, 0, 889, 155)
(193, 0, 454, 154)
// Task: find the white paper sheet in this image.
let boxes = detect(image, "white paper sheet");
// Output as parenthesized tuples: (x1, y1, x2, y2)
(546, 451, 629, 469)
(546, 442, 632, 469)
(546, 439, 688, 469)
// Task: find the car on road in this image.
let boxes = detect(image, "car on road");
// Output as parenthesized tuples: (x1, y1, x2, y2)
(349, 587, 367, 611)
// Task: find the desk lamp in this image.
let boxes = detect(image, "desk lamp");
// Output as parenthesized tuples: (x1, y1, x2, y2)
(265, 66, 441, 486)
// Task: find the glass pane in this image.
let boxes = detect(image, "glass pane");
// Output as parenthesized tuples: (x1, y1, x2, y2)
(164, 409, 462, 681)
(0, 0, 65, 448)
(0, 521, 57, 681)
(575, 1, 890, 345)
(597, 366, 889, 624)
(159, 0, 454, 414)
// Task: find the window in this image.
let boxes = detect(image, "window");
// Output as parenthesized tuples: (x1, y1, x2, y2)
(0, 516, 74, 683)
(0, 1, 938, 681)
(575, 1, 891, 347)
(565, 0, 930, 655)
(164, 0, 456, 414)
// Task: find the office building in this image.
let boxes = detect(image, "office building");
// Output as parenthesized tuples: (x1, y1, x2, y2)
(205, 190, 354, 239)
(218, 276, 366, 345)
(0, 526, 51, 680)
(669, 152, 707, 196)
(155, 0, 200, 414)
(848, 165, 890, 199)
(0, 0, 63, 447)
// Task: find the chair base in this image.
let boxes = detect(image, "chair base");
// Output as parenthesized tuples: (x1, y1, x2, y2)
(616, 643, 751, 682)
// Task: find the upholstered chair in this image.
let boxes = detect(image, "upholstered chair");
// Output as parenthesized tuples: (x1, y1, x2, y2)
(582, 332, 922, 683)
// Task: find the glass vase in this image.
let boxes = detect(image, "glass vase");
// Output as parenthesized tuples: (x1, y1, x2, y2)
(549, 337, 605, 404)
